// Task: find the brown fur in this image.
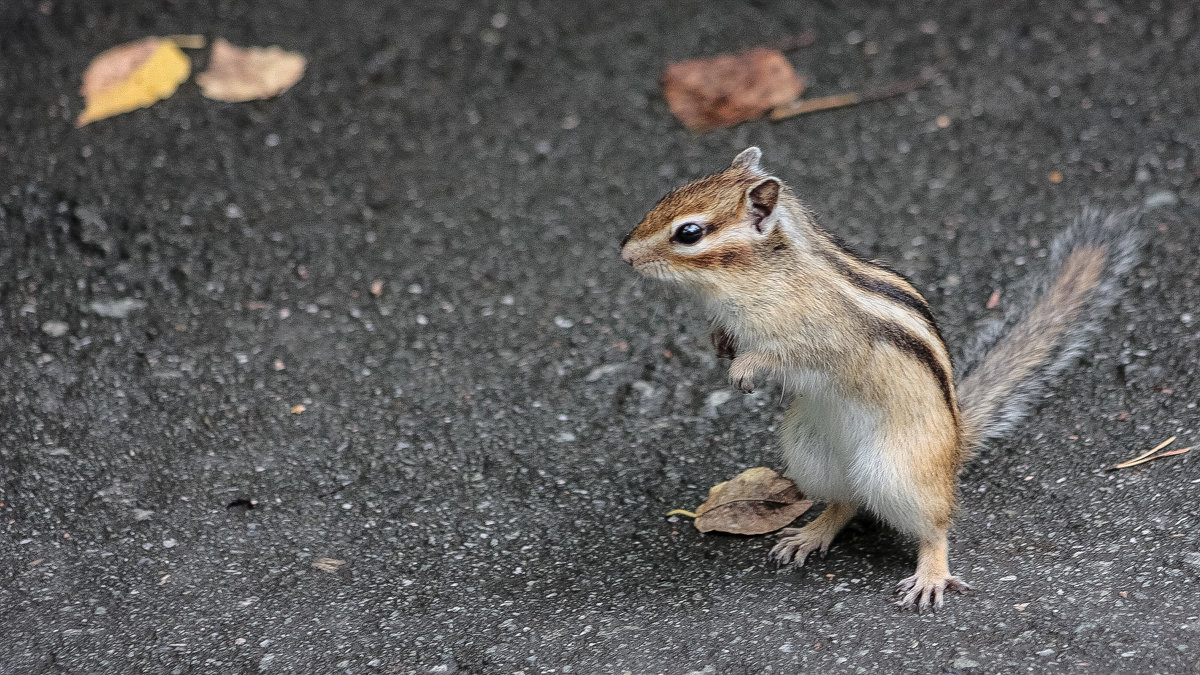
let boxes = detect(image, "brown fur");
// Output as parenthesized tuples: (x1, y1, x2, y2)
(627, 168, 764, 244)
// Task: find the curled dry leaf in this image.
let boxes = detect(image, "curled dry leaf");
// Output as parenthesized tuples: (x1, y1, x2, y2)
(197, 38, 306, 102)
(688, 466, 812, 535)
(77, 37, 190, 126)
(662, 48, 804, 132)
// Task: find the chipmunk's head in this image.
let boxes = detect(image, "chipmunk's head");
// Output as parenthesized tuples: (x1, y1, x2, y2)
(620, 147, 790, 293)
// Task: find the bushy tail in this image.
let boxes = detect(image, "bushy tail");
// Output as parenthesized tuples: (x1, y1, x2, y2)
(956, 209, 1144, 454)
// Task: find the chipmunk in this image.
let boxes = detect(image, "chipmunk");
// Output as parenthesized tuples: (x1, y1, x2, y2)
(620, 147, 1142, 611)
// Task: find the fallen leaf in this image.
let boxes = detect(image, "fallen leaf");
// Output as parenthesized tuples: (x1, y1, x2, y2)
(986, 290, 1001, 309)
(686, 466, 812, 535)
(197, 38, 306, 102)
(662, 48, 804, 132)
(290, 404, 306, 414)
(77, 38, 191, 126)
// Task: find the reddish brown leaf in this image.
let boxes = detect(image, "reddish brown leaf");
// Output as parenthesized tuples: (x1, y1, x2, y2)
(690, 466, 812, 535)
(662, 48, 805, 132)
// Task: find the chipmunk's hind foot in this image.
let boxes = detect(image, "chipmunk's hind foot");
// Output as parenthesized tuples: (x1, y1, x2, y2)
(895, 573, 971, 613)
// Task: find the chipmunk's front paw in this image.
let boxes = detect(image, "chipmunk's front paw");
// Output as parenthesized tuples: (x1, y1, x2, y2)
(728, 357, 757, 394)
(894, 574, 971, 613)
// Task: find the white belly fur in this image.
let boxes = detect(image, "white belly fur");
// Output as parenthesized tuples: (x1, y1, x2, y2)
(777, 368, 929, 537)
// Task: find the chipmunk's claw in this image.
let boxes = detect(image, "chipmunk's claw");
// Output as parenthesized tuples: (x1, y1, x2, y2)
(769, 527, 829, 567)
(894, 574, 971, 613)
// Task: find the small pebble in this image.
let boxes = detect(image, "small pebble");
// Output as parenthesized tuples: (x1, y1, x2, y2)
(1143, 190, 1179, 210)
(585, 364, 625, 382)
(41, 320, 69, 337)
(704, 390, 734, 414)
(87, 298, 146, 318)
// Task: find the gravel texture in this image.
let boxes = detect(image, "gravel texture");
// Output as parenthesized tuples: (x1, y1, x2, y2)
(1, 1, 1197, 673)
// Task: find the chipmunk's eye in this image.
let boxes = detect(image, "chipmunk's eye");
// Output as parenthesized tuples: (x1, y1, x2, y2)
(672, 222, 705, 246)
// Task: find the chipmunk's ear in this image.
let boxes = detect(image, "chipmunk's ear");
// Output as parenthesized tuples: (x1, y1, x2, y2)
(731, 146, 762, 171)
(745, 177, 781, 233)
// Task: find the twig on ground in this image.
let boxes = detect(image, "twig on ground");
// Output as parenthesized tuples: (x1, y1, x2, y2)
(1111, 435, 1191, 469)
(769, 65, 941, 121)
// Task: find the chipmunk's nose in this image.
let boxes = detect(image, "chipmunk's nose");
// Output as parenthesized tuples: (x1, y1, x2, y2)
(620, 231, 635, 265)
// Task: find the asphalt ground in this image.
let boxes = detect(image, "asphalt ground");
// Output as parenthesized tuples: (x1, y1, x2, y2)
(1, 1, 1198, 673)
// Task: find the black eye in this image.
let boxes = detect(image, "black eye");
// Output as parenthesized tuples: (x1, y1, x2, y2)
(672, 222, 705, 245)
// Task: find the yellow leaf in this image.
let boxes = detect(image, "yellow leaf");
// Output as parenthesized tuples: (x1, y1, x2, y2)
(196, 38, 306, 103)
(77, 39, 190, 127)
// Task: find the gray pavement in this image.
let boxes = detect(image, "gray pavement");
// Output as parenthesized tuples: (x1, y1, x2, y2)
(1, 1, 1198, 672)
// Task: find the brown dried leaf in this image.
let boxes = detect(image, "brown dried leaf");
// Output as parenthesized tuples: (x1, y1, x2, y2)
(662, 48, 805, 132)
(692, 466, 812, 535)
(196, 38, 306, 103)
